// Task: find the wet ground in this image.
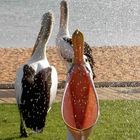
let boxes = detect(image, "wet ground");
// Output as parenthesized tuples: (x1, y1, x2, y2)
(0, 87, 140, 103)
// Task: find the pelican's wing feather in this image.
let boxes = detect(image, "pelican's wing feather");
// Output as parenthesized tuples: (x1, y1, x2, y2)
(63, 37, 73, 46)
(63, 37, 96, 79)
(21, 65, 52, 132)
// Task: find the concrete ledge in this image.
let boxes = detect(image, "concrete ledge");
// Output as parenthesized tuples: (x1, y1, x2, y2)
(95, 81, 140, 88)
(0, 81, 140, 89)
(0, 83, 14, 89)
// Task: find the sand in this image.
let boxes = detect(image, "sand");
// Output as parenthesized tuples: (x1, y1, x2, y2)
(0, 46, 140, 84)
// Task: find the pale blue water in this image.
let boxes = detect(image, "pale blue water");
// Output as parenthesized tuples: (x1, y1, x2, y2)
(1, 0, 140, 48)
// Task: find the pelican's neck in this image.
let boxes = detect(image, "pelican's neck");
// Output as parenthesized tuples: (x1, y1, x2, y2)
(30, 12, 53, 61)
(58, 0, 69, 37)
(30, 43, 47, 61)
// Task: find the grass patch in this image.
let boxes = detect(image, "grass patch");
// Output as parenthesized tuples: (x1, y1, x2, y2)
(0, 100, 140, 140)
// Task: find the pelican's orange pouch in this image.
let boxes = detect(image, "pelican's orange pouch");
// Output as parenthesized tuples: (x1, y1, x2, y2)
(61, 30, 99, 140)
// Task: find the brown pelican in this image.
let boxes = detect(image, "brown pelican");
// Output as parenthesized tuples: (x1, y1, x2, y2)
(56, 0, 96, 80)
(15, 12, 58, 137)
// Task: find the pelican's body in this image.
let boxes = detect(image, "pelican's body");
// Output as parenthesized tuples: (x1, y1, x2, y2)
(15, 12, 58, 137)
(56, 0, 96, 79)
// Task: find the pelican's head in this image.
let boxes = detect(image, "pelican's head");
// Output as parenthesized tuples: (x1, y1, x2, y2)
(32, 12, 54, 56)
(60, 0, 68, 11)
(60, 0, 68, 29)
(41, 11, 54, 42)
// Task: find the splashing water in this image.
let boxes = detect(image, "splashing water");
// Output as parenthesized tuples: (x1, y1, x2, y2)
(1, 0, 140, 47)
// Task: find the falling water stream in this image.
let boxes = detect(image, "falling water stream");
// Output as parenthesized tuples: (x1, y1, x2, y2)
(0, 0, 140, 139)
(1, 0, 140, 47)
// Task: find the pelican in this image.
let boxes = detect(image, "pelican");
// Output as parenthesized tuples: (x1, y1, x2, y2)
(56, 1, 96, 140)
(15, 12, 58, 137)
(56, 0, 96, 80)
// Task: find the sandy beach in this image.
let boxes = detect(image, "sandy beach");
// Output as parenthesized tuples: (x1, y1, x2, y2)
(0, 46, 140, 84)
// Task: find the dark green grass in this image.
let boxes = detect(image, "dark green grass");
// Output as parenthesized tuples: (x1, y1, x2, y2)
(0, 100, 140, 140)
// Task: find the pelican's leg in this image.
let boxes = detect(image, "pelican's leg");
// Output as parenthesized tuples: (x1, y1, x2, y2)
(66, 129, 75, 140)
(18, 105, 28, 137)
(20, 112, 28, 137)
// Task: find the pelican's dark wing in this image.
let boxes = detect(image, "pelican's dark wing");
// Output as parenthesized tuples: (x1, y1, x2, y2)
(21, 65, 52, 132)
(83, 42, 96, 79)
(63, 37, 72, 46)
(63, 37, 96, 79)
